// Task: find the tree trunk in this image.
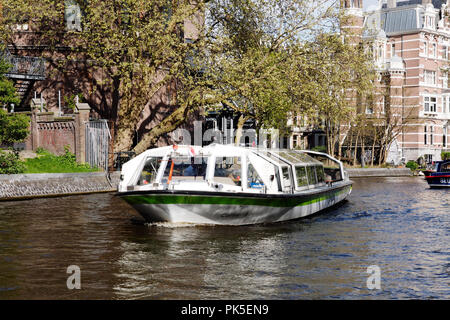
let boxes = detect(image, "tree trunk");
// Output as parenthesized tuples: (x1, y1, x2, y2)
(234, 114, 248, 146)
(353, 131, 359, 166)
(132, 103, 191, 155)
(371, 139, 376, 166)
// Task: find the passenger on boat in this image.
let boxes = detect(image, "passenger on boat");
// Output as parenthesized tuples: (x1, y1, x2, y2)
(325, 174, 333, 187)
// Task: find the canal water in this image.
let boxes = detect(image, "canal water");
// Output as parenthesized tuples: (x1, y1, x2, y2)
(0, 177, 448, 299)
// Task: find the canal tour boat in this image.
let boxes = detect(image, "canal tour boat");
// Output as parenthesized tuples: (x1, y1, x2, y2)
(116, 144, 353, 225)
(424, 160, 450, 188)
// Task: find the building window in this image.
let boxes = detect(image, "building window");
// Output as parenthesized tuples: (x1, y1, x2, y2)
(424, 70, 436, 85)
(443, 73, 449, 89)
(378, 44, 383, 61)
(430, 126, 434, 145)
(443, 46, 448, 60)
(442, 126, 448, 148)
(444, 96, 447, 113)
(443, 126, 447, 148)
(432, 43, 437, 58)
(391, 43, 395, 57)
(424, 126, 428, 145)
(424, 41, 428, 56)
(424, 96, 437, 112)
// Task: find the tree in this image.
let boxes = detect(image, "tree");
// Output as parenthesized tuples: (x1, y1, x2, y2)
(0, 56, 20, 109)
(285, 33, 376, 158)
(0, 0, 360, 155)
(0, 56, 28, 146)
(1, 0, 210, 154)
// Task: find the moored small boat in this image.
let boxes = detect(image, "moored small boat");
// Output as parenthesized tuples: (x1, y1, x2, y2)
(116, 144, 352, 225)
(424, 160, 450, 188)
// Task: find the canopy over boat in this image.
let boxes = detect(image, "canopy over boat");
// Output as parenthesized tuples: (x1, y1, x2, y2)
(118, 144, 347, 194)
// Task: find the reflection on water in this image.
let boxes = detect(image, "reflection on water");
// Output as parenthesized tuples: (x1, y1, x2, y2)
(0, 177, 448, 299)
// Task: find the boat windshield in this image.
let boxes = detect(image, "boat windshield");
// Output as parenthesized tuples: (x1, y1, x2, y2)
(138, 156, 163, 185)
(441, 162, 450, 172)
(162, 156, 208, 183)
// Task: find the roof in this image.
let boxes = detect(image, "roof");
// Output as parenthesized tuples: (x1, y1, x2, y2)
(381, 8, 419, 34)
(365, 0, 447, 36)
(381, 0, 445, 8)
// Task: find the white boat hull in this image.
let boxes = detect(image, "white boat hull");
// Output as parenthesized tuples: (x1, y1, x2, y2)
(120, 182, 352, 226)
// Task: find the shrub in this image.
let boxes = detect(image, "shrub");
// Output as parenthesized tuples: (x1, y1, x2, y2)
(310, 145, 327, 153)
(442, 152, 450, 161)
(406, 160, 418, 171)
(0, 149, 25, 174)
(0, 109, 30, 145)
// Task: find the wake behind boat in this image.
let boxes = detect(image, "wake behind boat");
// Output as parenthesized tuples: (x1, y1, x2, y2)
(117, 144, 352, 225)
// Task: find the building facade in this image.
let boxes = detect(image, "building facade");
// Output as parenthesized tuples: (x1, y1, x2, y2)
(345, 0, 450, 163)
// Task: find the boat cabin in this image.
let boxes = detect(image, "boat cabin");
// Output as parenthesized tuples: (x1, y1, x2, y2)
(118, 144, 346, 194)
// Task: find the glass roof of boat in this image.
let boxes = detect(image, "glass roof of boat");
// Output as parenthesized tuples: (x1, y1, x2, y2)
(258, 150, 322, 165)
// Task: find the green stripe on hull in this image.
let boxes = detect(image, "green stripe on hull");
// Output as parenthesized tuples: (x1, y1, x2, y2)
(123, 186, 351, 208)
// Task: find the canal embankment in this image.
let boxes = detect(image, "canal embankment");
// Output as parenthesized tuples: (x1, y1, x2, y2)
(0, 172, 121, 201)
(0, 168, 413, 201)
(346, 167, 413, 178)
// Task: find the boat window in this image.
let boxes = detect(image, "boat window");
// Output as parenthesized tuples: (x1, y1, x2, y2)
(247, 163, 264, 189)
(295, 166, 308, 188)
(138, 157, 163, 185)
(214, 157, 241, 186)
(442, 162, 450, 172)
(281, 166, 292, 190)
(306, 166, 317, 185)
(316, 165, 325, 183)
(162, 156, 208, 183)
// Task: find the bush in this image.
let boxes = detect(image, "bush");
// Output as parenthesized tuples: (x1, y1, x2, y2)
(310, 145, 327, 153)
(442, 152, 450, 161)
(406, 160, 418, 171)
(0, 149, 25, 174)
(0, 109, 30, 145)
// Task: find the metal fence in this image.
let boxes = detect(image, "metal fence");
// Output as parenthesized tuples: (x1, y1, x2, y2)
(85, 120, 111, 172)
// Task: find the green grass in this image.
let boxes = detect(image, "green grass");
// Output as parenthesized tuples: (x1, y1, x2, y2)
(22, 147, 99, 174)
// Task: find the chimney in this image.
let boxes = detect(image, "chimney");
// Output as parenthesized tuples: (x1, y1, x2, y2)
(387, 0, 397, 8)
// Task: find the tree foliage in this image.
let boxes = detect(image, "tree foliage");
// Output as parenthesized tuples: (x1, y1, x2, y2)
(0, 57, 20, 108)
(0, 0, 387, 163)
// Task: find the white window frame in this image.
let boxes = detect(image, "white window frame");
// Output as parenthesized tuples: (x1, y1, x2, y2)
(424, 95, 437, 113)
(424, 70, 436, 85)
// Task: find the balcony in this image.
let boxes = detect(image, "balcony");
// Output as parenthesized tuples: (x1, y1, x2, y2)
(2, 53, 46, 81)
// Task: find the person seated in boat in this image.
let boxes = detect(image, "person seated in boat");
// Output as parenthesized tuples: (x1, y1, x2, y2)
(325, 173, 333, 187)
(183, 159, 197, 176)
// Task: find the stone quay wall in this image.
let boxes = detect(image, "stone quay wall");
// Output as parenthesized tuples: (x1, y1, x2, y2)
(0, 172, 121, 201)
(346, 168, 413, 178)
(0, 168, 414, 201)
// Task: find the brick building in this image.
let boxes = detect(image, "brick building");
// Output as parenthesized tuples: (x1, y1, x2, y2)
(344, 0, 450, 163)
